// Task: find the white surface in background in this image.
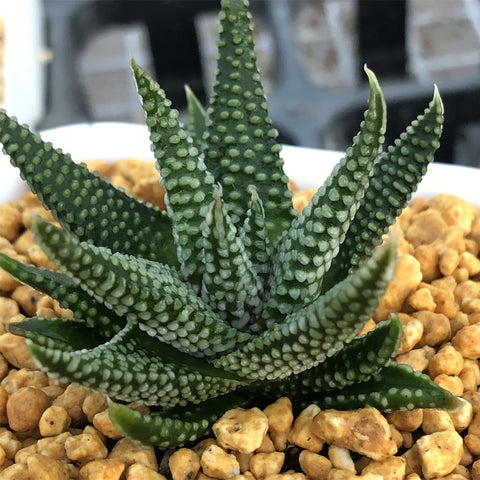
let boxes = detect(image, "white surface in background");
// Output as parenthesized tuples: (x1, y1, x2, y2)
(1, 0, 44, 127)
(0, 123, 479, 207)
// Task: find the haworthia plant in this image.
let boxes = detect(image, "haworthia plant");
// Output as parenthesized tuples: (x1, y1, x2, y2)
(0, 0, 461, 448)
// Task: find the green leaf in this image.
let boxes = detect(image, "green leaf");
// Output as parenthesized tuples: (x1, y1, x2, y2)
(315, 363, 464, 412)
(185, 85, 207, 151)
(255, 316, 402, 400)
(28, 322, 245, 407)
(214, 238, 396, 381)
(201, 188, 263, 331)
(32, 217, 251, 358)
(0, 109, 177, 266)
(241, 187, 272, 281)
(109, 391, 251, 448)
(204, 0, 295, 240)
(7, 316, 104, 351)
(260, 69, 386, 329)
(0, 252, 124, 336)
(132, 60, 216, 289)
(321, 87, 444, 292)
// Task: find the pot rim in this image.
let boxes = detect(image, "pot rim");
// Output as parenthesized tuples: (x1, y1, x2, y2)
(0, 121, 477, 206)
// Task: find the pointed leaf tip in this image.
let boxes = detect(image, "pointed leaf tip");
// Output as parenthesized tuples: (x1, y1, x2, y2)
(363, 65, 377, 83)
(364, 68, 384, 110)
(432, 84, 444, 114)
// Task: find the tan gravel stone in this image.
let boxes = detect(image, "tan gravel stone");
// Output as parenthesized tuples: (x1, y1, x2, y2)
(0, 462, 30, 479)
(428, 344, 464, 377)
(213, 407, 269, 454)
(249, 452, 284, 480)
(413, 310, 451, 347)
(231, 473, 256, 480)
(311, 407, 397, 461)
(2, 368, 49, 395)
(416, 431, 463, 479)
(126, 463, 168, 480)
(6, 387, 50, 432)
(288, 404, 324, 452)
(328, 445, 355, 473)
(0, 428, 22, 459)
(263, 397, 293, 451)
(200, 444, 240, 479)
(422, 408, 455, 434)
(92, 408, 122, 440)
(38, 405, 71, 437)
(263, 474, 306, 480)
(406, 209, 449, 246)
(0, 297, 20, 323)
(0, 333, 36, 369)
(52, 385, 89, 426)
(449, 400, 473, 432)
(82, 393, 108, 422)
(36, 432, 71, 460)
(64, 432, 108, 465)
(386, 409, 423, 432)
(26, 453, 69, 480)
(430, 194, 476, 233)
(108, 437, 158, 470)
(78, 458, 125, 480)
(373, 254, 422, 321)
(256, 433, 276, 454)
(452, 324, 480, 359)
(0, 204, 22, 241)
(465, 432, 480, 455)
(14, 443, 37, 465)
(169, 448, 200, 480)
(396, 314, 423, 355)
(361, 456, 406, 480)
(298, 450, 332, 480)
(327, 468, 383, 479)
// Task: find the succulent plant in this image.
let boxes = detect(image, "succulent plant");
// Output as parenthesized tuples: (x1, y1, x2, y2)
(0, 0, 461, 448)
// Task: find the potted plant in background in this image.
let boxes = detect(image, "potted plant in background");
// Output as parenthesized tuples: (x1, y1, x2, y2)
(0, 0, 476, 478)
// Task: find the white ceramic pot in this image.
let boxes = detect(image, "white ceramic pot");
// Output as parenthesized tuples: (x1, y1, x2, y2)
(0, 122, 479, 206)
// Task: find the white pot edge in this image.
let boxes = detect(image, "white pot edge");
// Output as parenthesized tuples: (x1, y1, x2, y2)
(0, 122, 477, 206)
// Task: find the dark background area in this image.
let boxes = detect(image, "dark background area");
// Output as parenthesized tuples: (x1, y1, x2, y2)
(40, 0, 480, 166)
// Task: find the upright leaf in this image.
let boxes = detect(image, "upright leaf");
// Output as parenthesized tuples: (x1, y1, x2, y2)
(185, 85, 207, 151)
(201, 188, 263, 331)
(132, 61, 216, 288)
(259, 70, 386, 329)
(204, 0, 295, 240)
(321, 87, 444, 292)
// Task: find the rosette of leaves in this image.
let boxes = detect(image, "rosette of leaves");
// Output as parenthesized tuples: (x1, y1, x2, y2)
(0, 0, 461, 448)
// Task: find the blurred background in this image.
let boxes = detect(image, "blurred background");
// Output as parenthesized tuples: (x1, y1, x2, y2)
(1, 0, 480, 165)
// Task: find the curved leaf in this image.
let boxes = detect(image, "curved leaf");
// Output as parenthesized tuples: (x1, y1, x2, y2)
(28, 322, 245, 407)
(260, 69, 386, 329)
(132, 60, 215, 288)
(321, 87, 444, 292)
(32, 217, 251, 358)
(0, 109, 177, 265)
(0, 252, 124, 336)
(109, 391, 251, 448)
(313, 363, 464, 412)
(7, 316, 104, 351)
(215, 238, 396, 380)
